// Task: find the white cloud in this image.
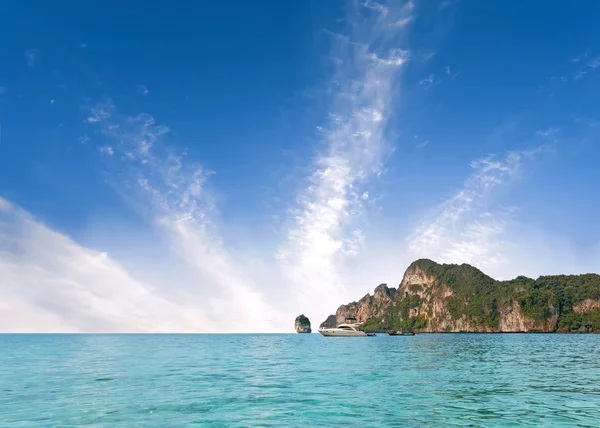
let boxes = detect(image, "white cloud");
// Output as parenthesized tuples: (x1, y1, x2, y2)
(277, 2, 412, 325)
(85, 102, 113, 123)
(423, 51, 436, 62)
(416, 140, 429, 149)
(0, 197, 217, 332)
(440, 219, 508, 267)
(570, 54, 600, 81)
(588, 57, 600, 69)
(394, 17, 413, 28)
(1, 125, 289, 331)
(341, 229, 364, 256)
(444, 66, 451, 75)
(85, 103, 287, 332)
(571, 52, 587, 63)
(98, 145, 114, 156)
(419, 73, 435, 88)
(25, 49, 38, 67)
(368, 49, 409, 66)
(136, 85, 149, 96)
(363, 0, 389, 17)
(0, 197, 12, 212)
(536, 127, 559, 138)
(408, 145, 548, 268)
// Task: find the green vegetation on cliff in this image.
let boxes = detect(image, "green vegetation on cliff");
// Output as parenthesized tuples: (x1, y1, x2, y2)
(412, 259, 502, 329)
(356, 259, 600, 333)
(558, 310, 600, 332)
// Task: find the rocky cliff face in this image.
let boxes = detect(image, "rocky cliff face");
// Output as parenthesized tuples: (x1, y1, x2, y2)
(321, 259, 600, 333)
(335, 284, 396, 327)
(319, 315, 336, 329)
(573, 299, 600, 313)
(295, 314, 311, 333)
(498, 301, 559, 332)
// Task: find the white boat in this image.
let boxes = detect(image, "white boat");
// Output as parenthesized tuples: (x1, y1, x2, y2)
(318, 322, 367, 337)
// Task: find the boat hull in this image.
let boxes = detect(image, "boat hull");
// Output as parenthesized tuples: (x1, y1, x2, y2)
(319, 329, 366, 337)
(386, 330, 415, 336)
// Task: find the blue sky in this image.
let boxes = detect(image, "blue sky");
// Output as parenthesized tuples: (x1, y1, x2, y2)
(1, 1, 600, 332)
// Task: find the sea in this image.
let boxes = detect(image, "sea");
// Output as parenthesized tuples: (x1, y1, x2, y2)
(1, 333, 599, 427)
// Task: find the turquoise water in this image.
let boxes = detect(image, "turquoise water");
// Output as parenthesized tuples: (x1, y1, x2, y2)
(1, 334, 600, 427)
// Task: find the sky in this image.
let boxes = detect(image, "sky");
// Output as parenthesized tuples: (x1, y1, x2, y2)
(1, 0, 600, 332)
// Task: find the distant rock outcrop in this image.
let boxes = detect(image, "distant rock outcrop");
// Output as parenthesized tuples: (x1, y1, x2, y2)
(321, 259, 600, 333)
(295, 314, 311, 333)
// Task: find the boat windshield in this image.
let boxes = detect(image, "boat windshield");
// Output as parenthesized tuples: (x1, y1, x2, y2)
(337, 325, 356, 330)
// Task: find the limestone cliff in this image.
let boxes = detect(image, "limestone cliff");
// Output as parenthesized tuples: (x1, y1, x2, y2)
(335, 284, 397, 327)
(321, 259, 600, 333)
(295, 314, 312, 333)
(319, 315, 336, 329)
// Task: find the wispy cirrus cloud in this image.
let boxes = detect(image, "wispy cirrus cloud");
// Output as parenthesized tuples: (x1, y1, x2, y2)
(277, 1, 413, 323)
(416, 139, 429, 149)
(98, 145, 114, 156)
(408, 145, 549, 268)
(0, 197, 215, 332)
(588, 57, 600, 69)
(536, 127, 560, 139)
(2, 95, 288, 332)
(419, 73, 435, 89)
(419, 66, 458, 90)
(84, 102, 286, 332)
(560, 52, 600, 81)
(1, 3, 420, 332)
(542, 52, 600, 93)
(571, 52, 588, 63)
(363, 0, 389, 17)
(393, 16, 413, 28)
(85, 101, 112, 124)
(444, 65, 459, 81)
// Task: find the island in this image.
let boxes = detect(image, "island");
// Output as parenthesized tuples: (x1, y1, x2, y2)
(320, 259, 600, 333)
(295, 314, 312, 333)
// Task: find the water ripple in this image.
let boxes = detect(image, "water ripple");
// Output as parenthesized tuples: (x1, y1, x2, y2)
(1, 334, 600, 426)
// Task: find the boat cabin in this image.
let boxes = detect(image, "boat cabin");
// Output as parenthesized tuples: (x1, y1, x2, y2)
(336, 324, 359, 330)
